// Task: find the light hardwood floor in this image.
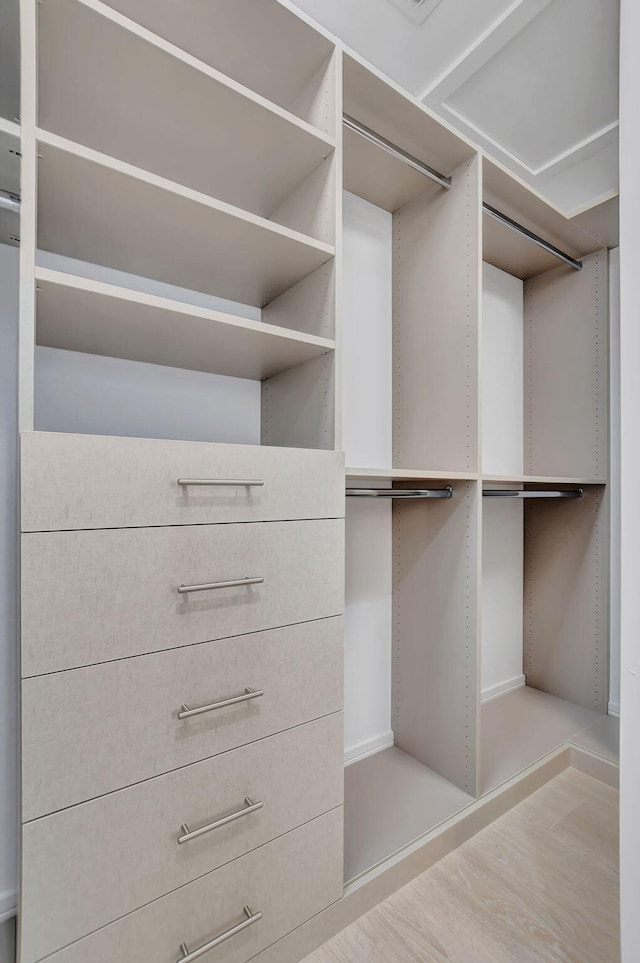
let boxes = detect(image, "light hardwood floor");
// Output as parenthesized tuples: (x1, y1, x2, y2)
(304, 768, 620, 963)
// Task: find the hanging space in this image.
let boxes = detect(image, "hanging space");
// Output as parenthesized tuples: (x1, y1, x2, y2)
(341, 53, 482, 882)
(29, 0, 340, 449)
(480, 155, 611, 793)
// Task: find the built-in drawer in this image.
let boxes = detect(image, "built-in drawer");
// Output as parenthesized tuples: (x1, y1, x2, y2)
(21, 517, 344, 676)
(20, 432, 345, 531)
(24, 806, 343, 963)
(22, 617, 343, 819)
(21, 713, 343, 963)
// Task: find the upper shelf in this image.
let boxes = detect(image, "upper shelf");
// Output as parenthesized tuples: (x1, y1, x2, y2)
(100, 0, 336, 132)
(342, 53, 475, 213)
(35, 267, 335, 380)
(346, 467, 478, 481)
(483, 157, 606, 280)
(36, 131, 334, 308)
(38, 0, 335, 236)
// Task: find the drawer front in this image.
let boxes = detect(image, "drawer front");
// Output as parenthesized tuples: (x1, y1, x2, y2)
(20, 432, 345, 531)
(22, 517, 344, 675)
(21, 714, 343, 963)
(22, 617, 343, 819)
(40, 807, 343, 963)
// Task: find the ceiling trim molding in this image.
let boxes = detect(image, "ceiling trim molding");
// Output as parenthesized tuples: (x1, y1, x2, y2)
(440, 103, 619, 177)
(567, 188, 619, 221)
(533, 121, 620, 175)
(419, 0, 553, 103)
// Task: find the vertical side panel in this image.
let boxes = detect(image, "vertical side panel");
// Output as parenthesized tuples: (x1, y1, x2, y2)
(393, 480, 479, 795)
(524, 248, 608, 479)
(261, 352, 335, 450)
(261, 50, 341, 451)
(19, 0, 37, 432)
(267, 154, 337, 246)
(524, 486, 608, 711)
(393, 154, 481, 472)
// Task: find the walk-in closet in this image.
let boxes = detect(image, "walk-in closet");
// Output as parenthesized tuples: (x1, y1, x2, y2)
(7, 1, 618, 962)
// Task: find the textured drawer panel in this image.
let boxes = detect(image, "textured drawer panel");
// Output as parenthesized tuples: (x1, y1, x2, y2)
(31, 807, 343, 963)
(22, 517, 344, 675)
(23, 617, 343, 819)
(21, 714, 343, 963)
(20, 432, 344, 531)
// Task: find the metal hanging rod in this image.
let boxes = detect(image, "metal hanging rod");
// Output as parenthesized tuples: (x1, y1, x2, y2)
(343, 114, 452, 191)
(482, 203, 583, 272)
(346, 487, 453, 499)
(483, 489, 583, 499)
(342, 112, 582, 272)
(0, 188, 20, 214)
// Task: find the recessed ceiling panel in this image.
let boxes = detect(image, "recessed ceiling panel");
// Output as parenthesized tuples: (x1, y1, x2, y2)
(445, 0, 619, 171)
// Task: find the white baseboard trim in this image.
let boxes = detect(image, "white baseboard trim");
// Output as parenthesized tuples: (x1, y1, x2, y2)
(481, 674, 526, 704)
(344, 730, 394, 767)
(608, 701, 620, 718)
(0, 890, 16, 925)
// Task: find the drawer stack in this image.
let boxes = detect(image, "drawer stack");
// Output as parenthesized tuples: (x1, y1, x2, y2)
(19, 432, 345, 963)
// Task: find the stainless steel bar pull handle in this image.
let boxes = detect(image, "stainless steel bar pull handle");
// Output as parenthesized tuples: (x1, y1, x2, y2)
(177, 478, 264, 487)
(178, 687, 264, 720)
(177, 906, 262, 963)
(178, 797, 263, 844)
(178, 576, 264, 594)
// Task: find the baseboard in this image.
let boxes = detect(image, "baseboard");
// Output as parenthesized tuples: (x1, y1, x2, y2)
(607, 701, 620, 718)
(344, 731, 395, 767)
(481, 674, 526, 704)
(570, 745, 620, 788)
(0, 892, 16, 926)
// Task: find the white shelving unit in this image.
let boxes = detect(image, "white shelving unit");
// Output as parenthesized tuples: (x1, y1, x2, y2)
(14, 0, 615, 960)
(36, 132, 334, 307)
(38, 0, 336, 237)
(35, 268, 335, 379)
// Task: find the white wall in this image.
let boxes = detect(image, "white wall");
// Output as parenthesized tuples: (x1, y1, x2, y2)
(619, 3, 640, 959)
(481, 262, 526, 700)
(481, 262, 524, 476)
(341, 191, 392, 468)
(35, 347, 261, 445)
(0, 244, 18, 924)
(481, 498, 525, 700)
(342, 190, 394, 761)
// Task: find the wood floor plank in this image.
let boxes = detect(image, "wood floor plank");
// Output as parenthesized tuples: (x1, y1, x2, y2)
(303, 768, 620, 963)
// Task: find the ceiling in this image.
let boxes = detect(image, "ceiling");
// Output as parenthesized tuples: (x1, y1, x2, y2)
(289, 0, 620, 217)
(0, 0, 619, 219)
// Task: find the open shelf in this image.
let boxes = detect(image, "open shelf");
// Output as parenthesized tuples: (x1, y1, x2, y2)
(483, 157, 604, 280)
(38, 0, 335, 237)
(36, 131, 334, 307)
(101, 0, 336, 132)
(34, 268, 335, 379)
(347, 467, 479, 481)
(343, 53, 475, 213)
(344, 746, 474, 882)
(483, 474, 606, 486)
(481, 687, 603, 794)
